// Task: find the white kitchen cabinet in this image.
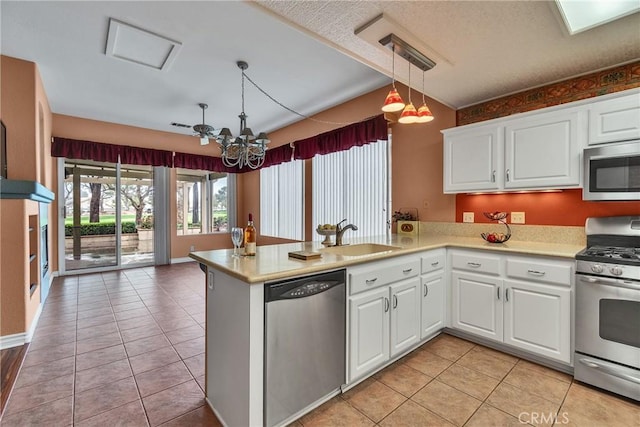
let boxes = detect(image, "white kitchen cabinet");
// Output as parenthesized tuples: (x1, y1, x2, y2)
(451, 271, 503, 342)
(349, 287, 390, 381)
(503, 279, 571, 362)
(504, 109, 583, 189)
(588, 91, 640, 145)
(443, 124, 502, 192)
(420, 271, 445, 339)
(389, 278, 421, 357)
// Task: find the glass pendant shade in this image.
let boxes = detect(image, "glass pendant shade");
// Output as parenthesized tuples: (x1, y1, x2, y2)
(398, 103, 419, 124)
(381, 88, 405, 112)
(416, 104, 434, 123)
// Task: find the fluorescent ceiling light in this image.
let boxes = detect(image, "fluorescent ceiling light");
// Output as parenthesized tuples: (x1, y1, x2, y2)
(556, 0, 640, 34)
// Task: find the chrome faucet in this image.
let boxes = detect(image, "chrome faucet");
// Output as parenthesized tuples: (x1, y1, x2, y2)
(335, 219, 358, 246)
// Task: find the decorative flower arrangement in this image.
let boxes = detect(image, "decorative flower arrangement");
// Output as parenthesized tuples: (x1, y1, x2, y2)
(392, 210, 416, 222)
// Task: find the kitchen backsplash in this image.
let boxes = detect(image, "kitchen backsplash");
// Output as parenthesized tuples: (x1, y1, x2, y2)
(420, 221, 586, 246)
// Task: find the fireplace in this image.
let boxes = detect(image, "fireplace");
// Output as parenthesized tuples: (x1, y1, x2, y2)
(39, 203, 51, 302)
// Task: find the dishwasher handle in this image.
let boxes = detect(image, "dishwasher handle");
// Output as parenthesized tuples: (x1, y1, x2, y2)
(265, 269, 346, 302)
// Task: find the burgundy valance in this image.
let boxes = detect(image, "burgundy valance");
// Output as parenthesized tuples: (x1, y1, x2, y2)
(52, 137, 120, 163)
(120, 145, 173, 167)
(293, 115, 388, 160)
(173, 152, 240, 173)
(261, 144, 294, 168)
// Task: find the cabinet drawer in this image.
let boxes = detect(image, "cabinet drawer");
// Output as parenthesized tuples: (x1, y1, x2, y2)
(506, 258, 572, 287)
(350, 258, 420, 295)
(451, 252, 500, 275)
(421, 252, 445, 274)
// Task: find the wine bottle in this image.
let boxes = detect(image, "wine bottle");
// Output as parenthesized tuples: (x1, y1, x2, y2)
(244, 213, 257, 256)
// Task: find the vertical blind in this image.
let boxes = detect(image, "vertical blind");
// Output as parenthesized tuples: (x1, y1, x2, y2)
(260, 160, 304, 240)
(312, 140, 389, 239)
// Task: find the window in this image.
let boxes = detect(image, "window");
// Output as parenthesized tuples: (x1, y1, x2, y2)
(176, 169, 235, 235)
(260, 160, 304, 240)
(312, 140, 389, 238)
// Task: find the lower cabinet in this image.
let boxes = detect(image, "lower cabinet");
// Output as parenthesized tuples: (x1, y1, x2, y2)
(349, 277, 420, 381)
(451, 271, 502, 341)
(421, 271, 445, 339)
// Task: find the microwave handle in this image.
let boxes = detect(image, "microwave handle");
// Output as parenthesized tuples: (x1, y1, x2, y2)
(579, 275, 640, 291)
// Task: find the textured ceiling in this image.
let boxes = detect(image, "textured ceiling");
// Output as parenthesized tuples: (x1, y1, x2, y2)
(1, 1, 639, 139)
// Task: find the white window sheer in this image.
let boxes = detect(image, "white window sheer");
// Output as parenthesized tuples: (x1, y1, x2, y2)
(260, 160, 304, 240)
(312, 140, 389, 239)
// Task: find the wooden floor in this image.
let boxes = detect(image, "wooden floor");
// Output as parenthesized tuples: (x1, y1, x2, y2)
(0, 344, 28, 417)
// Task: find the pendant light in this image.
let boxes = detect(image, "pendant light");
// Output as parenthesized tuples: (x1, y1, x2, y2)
(398, 62, 418, 124)
(416, 71, 435, 123)
(381, 45, 406, 112)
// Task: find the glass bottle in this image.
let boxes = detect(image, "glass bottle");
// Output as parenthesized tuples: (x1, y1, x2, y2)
(244, 213, 257, 256)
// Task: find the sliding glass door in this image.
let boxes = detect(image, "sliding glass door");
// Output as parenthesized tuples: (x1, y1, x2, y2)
(62, 159, 154, 272)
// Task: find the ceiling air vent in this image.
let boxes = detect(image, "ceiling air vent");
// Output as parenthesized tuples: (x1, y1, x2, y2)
(171, 122, 191, 129)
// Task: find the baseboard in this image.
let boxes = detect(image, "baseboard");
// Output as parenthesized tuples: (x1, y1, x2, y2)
(25, 303, 43, 343)
(0, 333, 26, 350)
(171, 257, 196, 264)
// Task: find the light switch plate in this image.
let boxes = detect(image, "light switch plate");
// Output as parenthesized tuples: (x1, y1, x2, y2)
(463, 212, 475, 223)
(511, 212, 525, 224)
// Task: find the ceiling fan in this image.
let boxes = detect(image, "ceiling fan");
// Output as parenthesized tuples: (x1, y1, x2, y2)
(192, 103, 218, 146)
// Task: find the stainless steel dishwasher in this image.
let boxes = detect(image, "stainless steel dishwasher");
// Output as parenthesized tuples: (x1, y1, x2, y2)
(264, 269, 346, 427)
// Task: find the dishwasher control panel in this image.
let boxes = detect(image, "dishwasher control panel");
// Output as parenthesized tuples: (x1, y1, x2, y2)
(265, 269, 346, 301)
(286, 281, 334, 298)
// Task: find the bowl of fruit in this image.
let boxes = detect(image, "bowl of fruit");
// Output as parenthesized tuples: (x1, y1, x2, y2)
(317, 224, 337, 245)
(481, 211, 511, 243)
(481, 231, 511, 243)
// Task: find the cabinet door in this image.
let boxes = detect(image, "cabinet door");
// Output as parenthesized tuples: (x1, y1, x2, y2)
(443, 125, 501, 192)
(390, 278, 421, 357)
(349, 287, 390, 381)
(589, 92, 640, 145)
(503, 280, 571, 363)
(504, 110, 583, 189)
(421, 272, 444, 340)
(451, 272, 503, 341)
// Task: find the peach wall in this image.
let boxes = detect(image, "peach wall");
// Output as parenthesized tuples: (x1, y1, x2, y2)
(456, 190, 640, 226)
(239, 85, 457, 243)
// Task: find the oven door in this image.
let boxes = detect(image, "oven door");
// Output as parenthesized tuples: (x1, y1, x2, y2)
(575, 274, 640, 369)
(583, 141, 640, 201)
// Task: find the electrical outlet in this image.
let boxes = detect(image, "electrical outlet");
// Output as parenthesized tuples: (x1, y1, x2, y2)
(423, 200, 429, 208)
(511, 212, 525, 224)
(463, 212, 475, 223)
(190, 245, 195, 252)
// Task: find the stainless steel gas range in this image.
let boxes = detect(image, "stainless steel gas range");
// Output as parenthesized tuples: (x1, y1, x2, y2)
(574, 216, 640, 401)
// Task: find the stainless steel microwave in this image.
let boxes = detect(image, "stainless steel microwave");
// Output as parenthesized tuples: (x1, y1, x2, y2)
(583, 141, 640, 201)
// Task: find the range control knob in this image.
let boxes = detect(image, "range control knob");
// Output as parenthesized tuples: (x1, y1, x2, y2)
(591, 264, 604, 273)
(610, 266, 623, 276)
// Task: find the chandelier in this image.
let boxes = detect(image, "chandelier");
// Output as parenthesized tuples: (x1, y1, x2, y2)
(215, 61, 270, 169)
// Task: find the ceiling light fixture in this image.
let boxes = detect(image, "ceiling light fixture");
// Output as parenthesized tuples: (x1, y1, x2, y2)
(215, 61, 270, 170)
(381, 45, 405, 112)
(379, 34, 436, 124)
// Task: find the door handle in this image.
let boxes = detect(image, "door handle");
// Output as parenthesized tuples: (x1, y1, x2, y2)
(505, 288, 509, 302)
(527, 269, 546, 276)
(365, 278, 378, 285)
(402, 268, 413, 274)
(424, 284, 429, 297)
(497, 286, 501, 300)
(384, 297, 390, 312)
(491, 170, 496, 182)
(431, 261, 439, 267)
(467, 262, 481, 268)
(506, 169, 510, 182)
(393, 294, 398, 309)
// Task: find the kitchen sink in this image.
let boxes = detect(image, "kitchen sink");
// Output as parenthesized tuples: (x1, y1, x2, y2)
(320, 243, 402, 257)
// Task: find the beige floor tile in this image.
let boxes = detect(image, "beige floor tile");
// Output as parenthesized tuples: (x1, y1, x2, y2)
(299, 396, 374, 427)
(402, 347, 453, 377)
(465, 403, 523, 427)
(437, 363, 500, 400)
(503, 363, 571, 403)
(342, 378, 406, 422)
(411, 380, 482, 426)
(456, 347, 517, 380)
(560, 382, 640, 427)
(486, 382, 560, 427)
(471, 345, 520, 363)
(379, 400, 455, 427)
(421, 334, 475, 361)
(374, 361, 433, 397)
(516, 359, 573, 383)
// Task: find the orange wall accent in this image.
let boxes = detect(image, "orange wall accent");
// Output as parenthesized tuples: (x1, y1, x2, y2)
(456, 189, 640, 226)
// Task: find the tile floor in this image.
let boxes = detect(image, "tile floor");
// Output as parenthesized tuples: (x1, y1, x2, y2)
(2, 262, 638, 426)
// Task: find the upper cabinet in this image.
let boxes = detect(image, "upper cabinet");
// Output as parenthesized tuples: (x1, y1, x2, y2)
(588, 91, 640, 145)
(443, 108, 584, 193)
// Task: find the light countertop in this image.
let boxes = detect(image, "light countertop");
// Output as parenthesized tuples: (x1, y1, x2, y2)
(189, 234, 585, 284)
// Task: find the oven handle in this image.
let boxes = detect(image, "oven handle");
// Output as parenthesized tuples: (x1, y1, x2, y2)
(578, 357, 640, 385)
(578, 275, 640, 291)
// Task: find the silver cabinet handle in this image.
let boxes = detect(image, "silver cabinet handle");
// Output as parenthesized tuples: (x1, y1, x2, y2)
(578, 358, 640, 385)
(491, 170, 496, 182)
(506, 169, 510, 181)
(384, 297, 389, 312)
(365, 278, 378, 285)
(505, 288, 510, 302)
(527, 269, 546, 276)
(402, 268, 413, 274)
(497, 286, 501, 300)
(424, 284, 429, 297)
(431, 261, 439, 267)
(467, 262, 481, 268)
(393, 294, 398, 309)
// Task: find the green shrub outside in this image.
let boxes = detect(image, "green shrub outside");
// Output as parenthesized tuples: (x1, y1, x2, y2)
(65, 221, 137, 236)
